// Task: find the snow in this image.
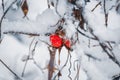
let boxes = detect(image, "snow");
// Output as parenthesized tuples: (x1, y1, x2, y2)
(3, 9, 60, 35)
(0, 0, 120, 80)
(57, 0, 67, 16)
(27, 0, 48, 20)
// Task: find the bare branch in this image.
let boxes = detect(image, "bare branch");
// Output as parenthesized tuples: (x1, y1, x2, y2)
(53, 50, 70, 80)
(0, 0, 17, 39)
(22, 37, 36, 77)
(76, 27, 96, 40)
(91, 1, 101, 12)
(85, 53, 101, 61)
(55, 0, 61, 17)
(74, 60, 80, 80)
(68, 51, 72, 80)
(3, 31, 51, 36)
(32, 57, 44, 73)
(47, 0, 50, 8)
(0, 59, 22, 80)
(112, 73, 120, 80)
(2, 0, 5, 12)
(89, 28, 120, 67)
(103, 0, 108, 27)
(76, 28, 116, 44)
(4, 31, 40, 36)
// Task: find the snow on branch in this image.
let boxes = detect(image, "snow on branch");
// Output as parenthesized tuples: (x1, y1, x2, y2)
(2, 9, 60, 37)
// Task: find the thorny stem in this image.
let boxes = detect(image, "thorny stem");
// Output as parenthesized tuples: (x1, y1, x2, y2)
(0, 0, 17, 40)
(21, 37, 35, 77)
(0, 59, 22, 80)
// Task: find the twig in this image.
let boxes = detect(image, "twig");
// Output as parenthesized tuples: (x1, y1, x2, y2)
(89, 28, 120, 67)
(76, 27, 116, 43)
(4, 31, 39, 36)
(31, 41, 38, 56)
(30, 41, 44, 73)
(47, 0, 50, 8)
(77, 23, 120, 67)
(100, 42, 120, 67)
(48, 47, 56, 80)
(74, 61, 80, 80)
(68, 50, 72, 80)
(112, 73, 120, 80)
(73, 60, 79, 71)
(91, 2, 101, 12)
(107, 42, 113, 50)
(0, 59, 22, 80)
(76, 28, 96, 40)
(21, 37, 35, 77)
(85, 53, 101, 61)
(88, 39, 90, 48)
(32, 58, 44, 73)
(60, 51, 70, 71)
(83, 69, 92, 80)
(55, 0, 61, 17)
(116, 3, 120, 12)
(0, 0, 17, 39)
(103, 0, 108, 27)
(3, 31, 51, 36)
(2, 0, 5, 12)
(39, 39, 51, 47)
(53, 50, 70, 80)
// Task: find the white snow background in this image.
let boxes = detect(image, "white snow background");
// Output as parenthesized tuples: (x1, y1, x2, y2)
(0, 0, 120, 80)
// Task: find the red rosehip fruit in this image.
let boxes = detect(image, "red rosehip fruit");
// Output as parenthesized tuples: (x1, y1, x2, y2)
(50, 34, 62, 48)
(64, 39, 71, 49)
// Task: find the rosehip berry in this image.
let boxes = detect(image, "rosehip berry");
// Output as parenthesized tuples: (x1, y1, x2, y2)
(50, 34, 62, 48)
(64, 39, 71, 49)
